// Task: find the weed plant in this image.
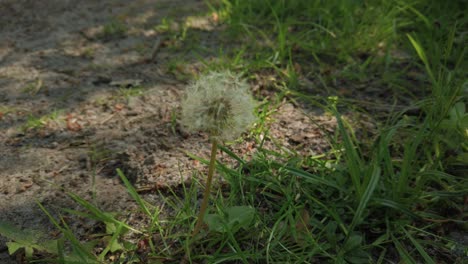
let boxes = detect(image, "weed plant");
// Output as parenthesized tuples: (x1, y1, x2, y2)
(1, 0, 466, 263)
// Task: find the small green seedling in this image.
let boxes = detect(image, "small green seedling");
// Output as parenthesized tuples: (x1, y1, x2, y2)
(0, 220, 59, 260)
(205, 206, 255, 234)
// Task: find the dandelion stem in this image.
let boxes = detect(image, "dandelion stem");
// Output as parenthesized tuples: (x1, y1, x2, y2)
(192, 139, 218, 237)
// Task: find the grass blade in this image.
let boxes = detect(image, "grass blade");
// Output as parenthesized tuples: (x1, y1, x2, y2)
(280, 165, 344, 191)
(117, 168, 152, 217)
(333, 108, 363, 198)
(407, 34, 435, 84)
(219, 145, 246, 165)
(36, 201, 98, 263)
(66, 191, 140, 233)
(348, 165, 381, 233)
(374, 198, 421, 219)
(402, 227, 436, 264)
(392, 234, 417, 264)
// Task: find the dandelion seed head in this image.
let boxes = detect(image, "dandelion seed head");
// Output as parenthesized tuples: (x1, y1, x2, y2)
(181, 70, 256, 141)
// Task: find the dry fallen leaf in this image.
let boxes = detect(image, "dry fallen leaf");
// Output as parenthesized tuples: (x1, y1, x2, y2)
(211, 12, 219, 23)
(66, 113, 82, 131)
(114, 103, 125, 111)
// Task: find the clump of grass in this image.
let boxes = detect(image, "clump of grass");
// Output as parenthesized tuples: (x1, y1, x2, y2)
(21, 79, 43, 96)
(0, 106, 15, 118)
(117, 85, 144, 99)
(100, 19, 127, 41)
(21, 109, 63, 131)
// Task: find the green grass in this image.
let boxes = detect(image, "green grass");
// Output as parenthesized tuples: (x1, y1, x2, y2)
(117, 85, 145, 99)
(21, 109, 63, 131)
(100, 19, 127, 41)
(21, 79, 43, 96)
(1, 0, 466, 263)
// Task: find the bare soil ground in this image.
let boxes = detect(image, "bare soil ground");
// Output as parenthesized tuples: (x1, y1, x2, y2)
(0, 1, 340, 262)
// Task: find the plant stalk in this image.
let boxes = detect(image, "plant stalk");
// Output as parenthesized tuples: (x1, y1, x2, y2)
(192, 139, 218, 237)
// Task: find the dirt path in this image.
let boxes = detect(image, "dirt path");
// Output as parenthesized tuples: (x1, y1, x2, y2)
(0, 1, 336, 262)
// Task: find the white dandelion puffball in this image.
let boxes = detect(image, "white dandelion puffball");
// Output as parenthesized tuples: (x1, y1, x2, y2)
(181, 70, 256, 141)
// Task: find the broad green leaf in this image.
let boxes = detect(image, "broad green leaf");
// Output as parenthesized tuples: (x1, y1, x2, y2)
(0, 220, 41, 244)
(106, 222, 117, 235)
(345, 248, 370, 264)
(110, 239, 124, 252)
(0, 220, 59, 256)
(460, 115, 468, 131)
(6, 241, 22, 255)
(205, 206, 255, 233)
(325, 221, 338, 247)
(226, 206, 255, 231)
(205, 214, 224, 232)
(343, 234, 362, 252)
(41, 239, 60, 255)
(450, 102, 466, 120)
(100, 223, 125, 261)
(25, 246, 34, 259)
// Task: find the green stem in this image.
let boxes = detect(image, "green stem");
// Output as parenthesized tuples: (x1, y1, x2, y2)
(192, 139, 218, 237)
